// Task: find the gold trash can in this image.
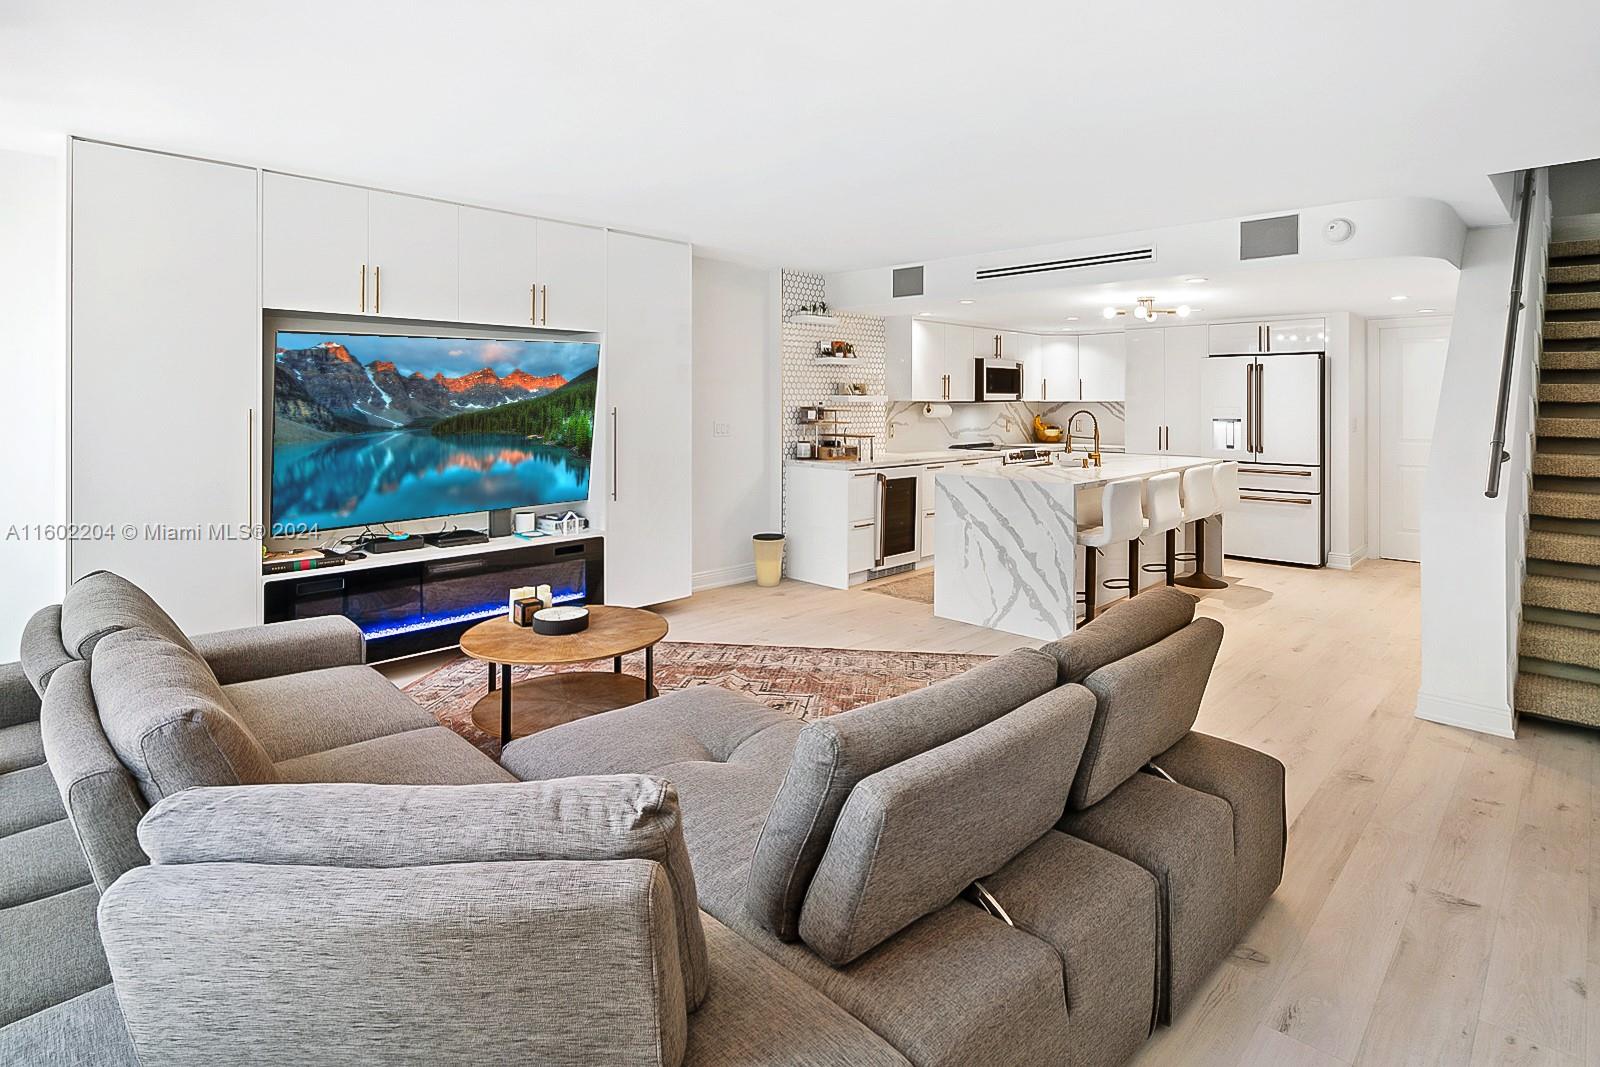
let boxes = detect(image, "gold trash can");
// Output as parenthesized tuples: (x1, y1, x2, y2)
(752, 533, 785, 588)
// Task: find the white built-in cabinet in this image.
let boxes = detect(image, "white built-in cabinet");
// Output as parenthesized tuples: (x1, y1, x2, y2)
(1077, 332, 1127, 401)
(601, 232, 693, 607)
(70, 142, 263, 634)
(888, 319, 976, 402)
(71, 140, 693, 628)
(1025, 336, 1079, 403)
(1124, 325, 1206, 454)
(1207, 318, 1328, 355)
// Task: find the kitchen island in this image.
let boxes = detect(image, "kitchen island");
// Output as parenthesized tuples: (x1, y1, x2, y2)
(933, 453, 1223, 640)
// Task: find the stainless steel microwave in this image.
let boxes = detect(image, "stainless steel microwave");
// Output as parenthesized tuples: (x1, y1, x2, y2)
(974, 358, 1023, 402)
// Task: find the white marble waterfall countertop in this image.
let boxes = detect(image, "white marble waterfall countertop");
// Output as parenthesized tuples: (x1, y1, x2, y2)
(935, 452, 1213, 489)
(785, 443, 1128, 472)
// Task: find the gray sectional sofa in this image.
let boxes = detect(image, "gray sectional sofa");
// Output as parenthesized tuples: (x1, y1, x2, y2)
(0, 570, 1284, 1066)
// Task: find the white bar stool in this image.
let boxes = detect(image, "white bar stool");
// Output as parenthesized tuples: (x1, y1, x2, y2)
(1078, 477, 1147, 622)
(1138, 471, 1185, 588)
(1174, 463, 1227, 590)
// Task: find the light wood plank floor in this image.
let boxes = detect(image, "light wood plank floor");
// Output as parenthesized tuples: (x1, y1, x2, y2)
(653, 559, 1600, 1067)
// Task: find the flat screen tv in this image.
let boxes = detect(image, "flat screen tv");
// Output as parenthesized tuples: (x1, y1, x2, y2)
(268, 331, 601, 536)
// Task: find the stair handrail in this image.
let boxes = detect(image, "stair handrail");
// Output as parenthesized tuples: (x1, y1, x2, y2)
(1486, 168, 1537, 498)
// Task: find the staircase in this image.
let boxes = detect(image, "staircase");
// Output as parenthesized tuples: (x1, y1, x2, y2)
(1517, 238, 1600, 725)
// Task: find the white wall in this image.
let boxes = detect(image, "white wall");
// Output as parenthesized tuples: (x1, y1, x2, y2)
(1326, 312, 1369, 568)
(1417, 173, 1549, 737)
(0, 147, 67, 659)
(691, 257, 779, 588)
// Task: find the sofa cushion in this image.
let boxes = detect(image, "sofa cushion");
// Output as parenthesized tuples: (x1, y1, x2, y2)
(0, 721, 44, 775)
(0, 884, 111, 1028)
(139, 776, 709, 1011)
(797, 684, 1095, 965)
(0, 762, 67, 837)
(61, 571, 199, 661)
(0, 819, 91, 909)
(745, 646, 1060, 940)
(272, 726, 516, 785)
(91, 629, 277, 804)
(40, 660, 151, 892)
(0, 985, 137, 1067)
(1068, 618, 1224, 809)
(224, 665, 435, 762)
(1041, 586, 1197, 684)
(19, 605, 72, 697)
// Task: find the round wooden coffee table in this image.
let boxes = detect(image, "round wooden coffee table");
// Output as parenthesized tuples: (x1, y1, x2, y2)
(459, 606, 669, 746)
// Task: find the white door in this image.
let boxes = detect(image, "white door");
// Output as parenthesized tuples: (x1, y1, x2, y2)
(535, 219, 607, 331)
(71, 141, 261, 633)
(1379, 324, 1450, 561)
(367, 191, 459, 321)
(1079, 332, 1126, 400)
(1255, 354, 1324, 466)
(1038, 336, 1079, 405)
(1162, 325, 1208, 454)
(1124, 329, 1165, 453)
(457, 206, 540, 327)
(603, 232, 692, 606)
(261, 173, 368, 314)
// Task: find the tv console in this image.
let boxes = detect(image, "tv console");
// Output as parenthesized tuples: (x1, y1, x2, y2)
(263, 533, 604, 662)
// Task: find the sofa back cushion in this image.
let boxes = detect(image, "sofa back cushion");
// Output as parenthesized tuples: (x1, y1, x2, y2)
(1068, 617, 1224, 809)
(744, 646, 1060, 939)
(39, 660, 151, 891)
(1041, 586, 1197, 684)
(19, 605, 73, 695)
(797, 683, 1096, 965)
(136, 775, 710, 1011)
(61, 570, 200, 662)
(91, 629, 276, 804)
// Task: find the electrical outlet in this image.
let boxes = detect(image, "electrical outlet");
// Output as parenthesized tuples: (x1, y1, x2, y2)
(712, 421, 732, 438)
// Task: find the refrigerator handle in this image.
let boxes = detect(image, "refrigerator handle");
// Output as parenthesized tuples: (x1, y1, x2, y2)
(1254, 362, 1265, 455)
(1244, 361, 1255, 454)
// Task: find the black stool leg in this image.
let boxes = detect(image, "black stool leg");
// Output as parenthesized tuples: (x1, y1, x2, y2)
(1175, 518, 1227, 590)
(1127, 540, 1140, 597)
(1083, 548, 1097, 623)
(1166, 528, 1176, 586)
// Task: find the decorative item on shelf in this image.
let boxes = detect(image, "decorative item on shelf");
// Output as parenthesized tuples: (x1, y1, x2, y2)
(794, 440, 816, 459)
(535, 511, 588, 536)
(532, 605, 590, 635)
(1033, 413, 1064, 443)
(512, 512, 539, 536)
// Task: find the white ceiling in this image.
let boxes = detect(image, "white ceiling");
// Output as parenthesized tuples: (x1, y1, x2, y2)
(905, 257, 1460, 332)
(3, 1, 1598, 271)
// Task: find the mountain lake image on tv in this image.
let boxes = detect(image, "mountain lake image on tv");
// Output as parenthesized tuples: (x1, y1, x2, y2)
(269, 332, 600, 534)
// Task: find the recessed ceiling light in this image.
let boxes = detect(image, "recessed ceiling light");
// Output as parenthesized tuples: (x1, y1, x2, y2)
(958, 299, 974, 305)
(917, 312, 932, 317)
(1390, 294, 1407, 301)
(1066, 316, 1079, 321)
(1185, 277, 1207, 284)
(1418, 308, 1436, 314)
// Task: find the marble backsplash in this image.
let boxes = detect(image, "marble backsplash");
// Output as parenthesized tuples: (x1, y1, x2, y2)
(885, 400, 1126, 452)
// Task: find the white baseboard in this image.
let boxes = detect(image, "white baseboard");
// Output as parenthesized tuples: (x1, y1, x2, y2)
(1413, 691, 1516, 738)
(692, 562, 756, 591)
(1326, 549, 1367, 571)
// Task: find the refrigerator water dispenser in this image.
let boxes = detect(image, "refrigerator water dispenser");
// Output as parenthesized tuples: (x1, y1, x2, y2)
(1212, 418, 1245, 453)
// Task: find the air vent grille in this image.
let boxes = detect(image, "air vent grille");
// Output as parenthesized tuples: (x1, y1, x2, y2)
(891, 265, 925, 298)
(1240, 215, 1299, 260)
(975, 247, 1154, 281)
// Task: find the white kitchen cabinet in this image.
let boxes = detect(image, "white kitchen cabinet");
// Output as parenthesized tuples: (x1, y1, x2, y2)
(1125, 325, 1207, 454)
(910, 321, 948, 400)
(847, 522, 878, 574)
(1078, 332, 1126, 401)
(535, 219, 607, 331)
(1265, 318, 1327, 353)
(71, 141, 261, 633)
(1208, 321, 1265, 355)
(602, 232, 693, 607)
(1037, 336, 1079, 404)
(848, 470, 881, 523)
(1162, 326, 1207, 453)
(998, 330, 1033, 364)
(262, 172, 369, 314)
(366, 190, 459, 322)
(888, 319, 978, 401)
(945, 324, 977, 402)
(457, 206, 540, 327)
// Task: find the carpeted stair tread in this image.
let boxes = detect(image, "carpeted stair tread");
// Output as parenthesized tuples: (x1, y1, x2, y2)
(1533, 452, 1600, 479)
(1552, 239, 1600, 259)
(1516, 671, 1600, 727)
(1520, 621, 1600, 672)
(1545, 320, 1600, 341)
(1538, 416, 1600, 439)
(1551, 263, 1600, 285)
(1548, 290, 1600, 312)
(1524, 573, 1600, 614)
(1542, 350, 1600, 371)
(1530, 488, 1600, 520)
(1540, 382, 1600, 403)
(1527, 528, 1600, 565)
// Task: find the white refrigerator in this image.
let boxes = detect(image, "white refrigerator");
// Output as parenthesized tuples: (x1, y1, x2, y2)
(1200, 352, 1326, 566)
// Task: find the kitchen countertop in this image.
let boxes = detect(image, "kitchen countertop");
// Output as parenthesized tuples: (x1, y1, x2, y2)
(934, 452, 1211, 490)
(786, 443, 1125, 471)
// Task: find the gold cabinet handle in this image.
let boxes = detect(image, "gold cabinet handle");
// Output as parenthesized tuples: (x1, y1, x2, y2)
(374, 266, 381, 314)
(1239, 466, 1312, 476)
(245, 408, 254, 520)
(1240, 493, 1312, 505)
(360, 264, 367, 313)
(541, 284, 548, 325)
(530, 284, 537, 325)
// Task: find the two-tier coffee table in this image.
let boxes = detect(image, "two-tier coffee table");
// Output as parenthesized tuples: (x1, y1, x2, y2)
(459, 606, 669, 746)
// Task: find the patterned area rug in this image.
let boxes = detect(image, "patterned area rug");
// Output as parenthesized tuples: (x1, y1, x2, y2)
(866, 570, 934, 604)
(404, 641, 992, 755)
